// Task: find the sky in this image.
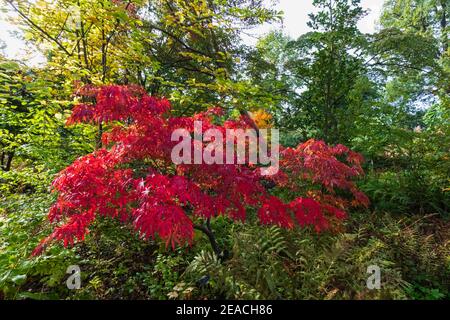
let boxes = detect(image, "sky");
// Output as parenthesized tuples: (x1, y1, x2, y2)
(281, 0, 384, 35)
(243, 0, 384, 44)
(0, 0, 384, 66)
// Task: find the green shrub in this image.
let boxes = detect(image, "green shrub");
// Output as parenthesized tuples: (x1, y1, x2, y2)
(0, 193, 76, 299)
(182, 213, 449, 300)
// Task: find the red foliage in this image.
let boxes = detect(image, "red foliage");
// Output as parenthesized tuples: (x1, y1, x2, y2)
(32, 85, 368, 255)
(271, 139, 370, 209)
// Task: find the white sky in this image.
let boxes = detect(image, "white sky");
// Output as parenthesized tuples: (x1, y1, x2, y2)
(0, 0, 384, 66)
(243, 0, 384, 44)
(281, 0, 384, 35)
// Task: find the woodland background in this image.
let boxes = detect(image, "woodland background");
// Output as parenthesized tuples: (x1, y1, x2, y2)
(0, 0, 449, 300)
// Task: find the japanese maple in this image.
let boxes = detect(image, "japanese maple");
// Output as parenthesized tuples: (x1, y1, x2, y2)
(32, 85, 368, 256)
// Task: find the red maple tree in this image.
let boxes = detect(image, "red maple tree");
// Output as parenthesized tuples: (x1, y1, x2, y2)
(32, 85, 368, 257)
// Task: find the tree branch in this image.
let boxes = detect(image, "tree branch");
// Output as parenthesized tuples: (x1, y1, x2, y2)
(194, 219, 222, 258)
(6, 0, 73, 57)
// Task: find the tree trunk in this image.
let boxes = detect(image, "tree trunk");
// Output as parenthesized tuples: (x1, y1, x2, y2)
(2, 151, 14, 171)
(194, 218, 228, 261)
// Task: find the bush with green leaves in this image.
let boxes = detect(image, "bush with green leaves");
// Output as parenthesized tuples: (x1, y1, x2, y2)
(0, 193, 77, 299)
(360, 128, 449, 216)
(177, 212, 448, 300)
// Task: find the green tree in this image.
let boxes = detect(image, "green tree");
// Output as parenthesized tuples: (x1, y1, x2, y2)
(4, 0, 281, 112)
(134, 0, 281, 113)
(246, 0, 372, 144)
(380, 0, 449, 129)
(0, 55, 94, 173)
(4, 0, 281, 147)
(247, 0, 442, 146)
(381, 0, 448, 53)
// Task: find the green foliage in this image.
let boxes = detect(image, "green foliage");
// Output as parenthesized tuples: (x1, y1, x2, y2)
(0, 56, 96, 173)
(185, 225, 291, 299)
(56, 217, 194, 300)
(0, 193, 76, 299)
(4, 0, 281, 113)
(182, 213, 449, 300)
(360, 128, 449, 216)
(381, 0, 448, 50)
(1, 189, 447, 300)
